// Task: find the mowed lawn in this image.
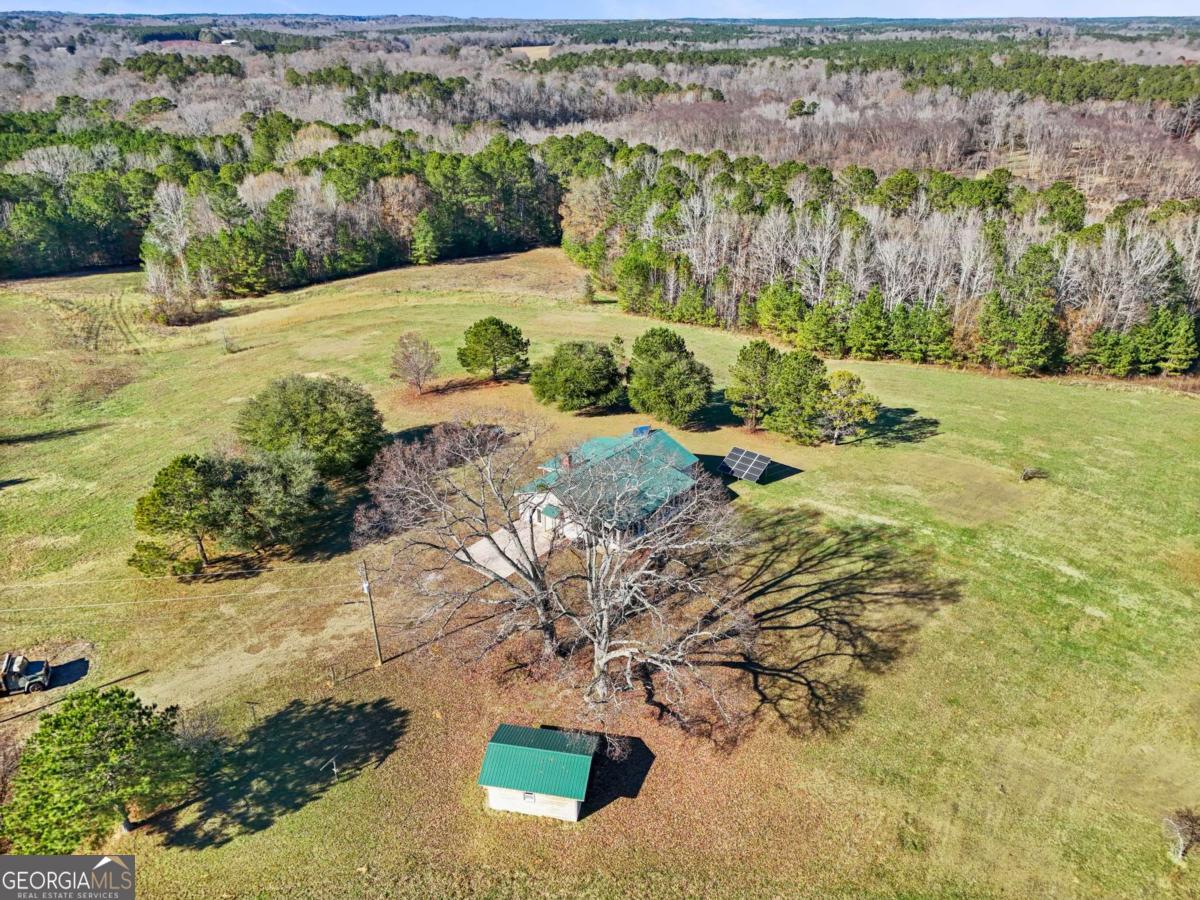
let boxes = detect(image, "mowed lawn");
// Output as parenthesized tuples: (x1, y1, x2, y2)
(2, 248, 1199, 897)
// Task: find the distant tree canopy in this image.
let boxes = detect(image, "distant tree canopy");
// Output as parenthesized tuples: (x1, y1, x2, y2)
(786, 98, 819, 118)
(106, 52, 245, 85)
(614, 74, 723, 102)
(284, 62, 468, 114)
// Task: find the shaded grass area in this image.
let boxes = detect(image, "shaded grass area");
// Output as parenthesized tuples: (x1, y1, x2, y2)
(1, 248, 1199, 897)
(148, 697, 407, 850)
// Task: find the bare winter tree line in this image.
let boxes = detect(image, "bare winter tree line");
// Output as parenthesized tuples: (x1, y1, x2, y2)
(565, 159, 1200, 346)
(4, 18, 1200, 202)
(520, 65, 1200, 203)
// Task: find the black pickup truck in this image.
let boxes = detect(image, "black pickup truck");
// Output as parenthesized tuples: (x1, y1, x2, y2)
(0, 652, 52, 696)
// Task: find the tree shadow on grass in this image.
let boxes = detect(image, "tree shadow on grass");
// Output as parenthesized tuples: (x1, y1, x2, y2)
(636, 509, 959, 741)
(858, 407, 941, 447)
(441, 252, 516, 266)
(153, 698, 407, 850)
(686, 388, 741, 432)
(425, 376, 484, 396)
(725, 509, 960, 735)
(0, 423, 109, 445)
(289, 483, 371, 562)
(426, 372, 530, 397)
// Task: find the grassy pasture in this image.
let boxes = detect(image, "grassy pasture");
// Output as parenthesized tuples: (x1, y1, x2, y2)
(1, 249, 1199, 897)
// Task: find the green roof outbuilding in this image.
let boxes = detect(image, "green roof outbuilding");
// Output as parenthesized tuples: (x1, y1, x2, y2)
(478, 724, 599, 801)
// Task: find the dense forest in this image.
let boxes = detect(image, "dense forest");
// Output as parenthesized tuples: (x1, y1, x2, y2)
(2, 13, 1199, 376)
(543, 133, 1199, 376)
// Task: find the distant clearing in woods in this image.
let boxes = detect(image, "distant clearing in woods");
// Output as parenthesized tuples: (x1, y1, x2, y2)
(512, 44, 552, 60)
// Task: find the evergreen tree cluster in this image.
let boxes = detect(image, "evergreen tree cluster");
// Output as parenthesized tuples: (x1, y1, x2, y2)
(129, 374, 385, 575)
(729, 340, 880, 444)
(102, 51, 245, 85)
(284, 62, 469, 114)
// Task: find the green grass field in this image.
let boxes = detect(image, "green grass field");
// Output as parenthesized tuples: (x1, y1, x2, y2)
(2, 249, 1199, 897)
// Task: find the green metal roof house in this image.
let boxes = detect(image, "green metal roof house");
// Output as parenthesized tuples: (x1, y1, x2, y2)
(519, 427, 701, 538)
(478, 724, 599, 821)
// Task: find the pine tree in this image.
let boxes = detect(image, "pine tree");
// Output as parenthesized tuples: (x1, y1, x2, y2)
(1132, 306, 1175, 374)
(1086, 328, 1136, 377)
(727, 339, 781, 429)
(627, 328, 713, 426)
(888, 304, 923, 362)
(456, 317, 530, 380)
(3, 689, 196, 853)
(132, 454, 234, 568)
(1163, 311, 1199, 376)
(756, 279, 805, 336)
(794, 299, 845, 357)
(410, 210, 438, 265)
(974, 291, 1015, 370)
(846, 287, 890, 360)
(1009, 295, 1064, 376)
(764, 350, 828, 444)
(924, 301, 956, 364)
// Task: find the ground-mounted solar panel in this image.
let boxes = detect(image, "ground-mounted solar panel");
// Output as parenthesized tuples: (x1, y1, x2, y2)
(720, 447, 772, 483)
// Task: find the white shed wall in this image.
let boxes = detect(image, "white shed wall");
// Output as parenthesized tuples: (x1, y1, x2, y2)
(485, 786, 581, 821)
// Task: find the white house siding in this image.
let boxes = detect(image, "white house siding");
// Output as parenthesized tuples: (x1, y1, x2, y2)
(485, 786, 582, 822)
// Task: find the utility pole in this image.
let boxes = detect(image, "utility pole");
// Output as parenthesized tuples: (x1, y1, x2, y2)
(359, 560, 384, 667)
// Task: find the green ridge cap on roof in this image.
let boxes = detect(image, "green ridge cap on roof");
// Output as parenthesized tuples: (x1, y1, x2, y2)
(478, 724, 599, 801)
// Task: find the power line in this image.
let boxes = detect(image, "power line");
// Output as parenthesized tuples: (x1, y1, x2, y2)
(0, 598, 369, 627)
(0, 582, 359, 614)
(0, 559, 353, 592)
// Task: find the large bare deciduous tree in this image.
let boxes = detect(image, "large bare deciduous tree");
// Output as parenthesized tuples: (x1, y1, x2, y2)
(354, 418, 756, 719)
(354, 419, 562, 656)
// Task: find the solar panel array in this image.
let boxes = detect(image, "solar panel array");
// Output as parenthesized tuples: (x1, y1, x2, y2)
(720, 447, 771, 483)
